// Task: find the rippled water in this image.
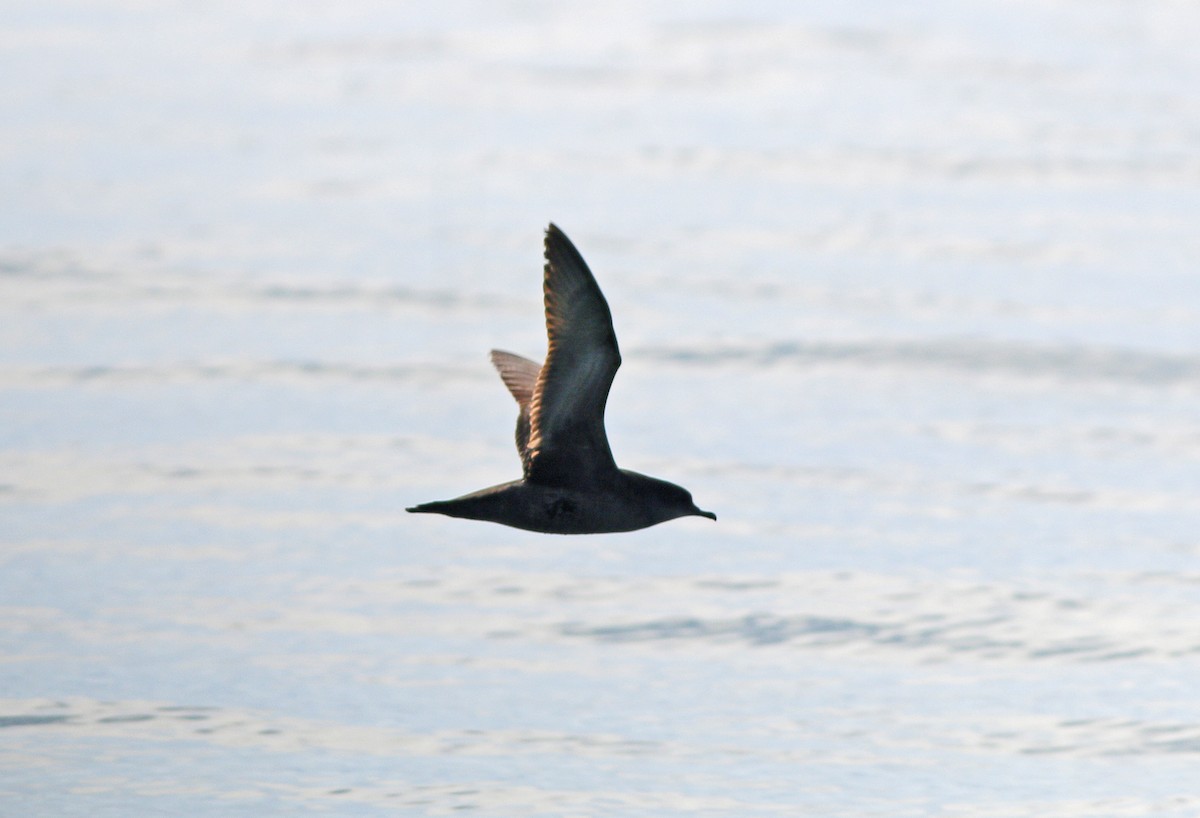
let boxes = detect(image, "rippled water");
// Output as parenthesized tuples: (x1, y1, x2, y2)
(3, 1, 1200, 815)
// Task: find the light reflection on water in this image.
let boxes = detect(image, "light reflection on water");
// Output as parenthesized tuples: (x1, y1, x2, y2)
(4, 0, 1200, 816)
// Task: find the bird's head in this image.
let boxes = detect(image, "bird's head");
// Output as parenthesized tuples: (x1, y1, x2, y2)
(629, 472, 716, 526)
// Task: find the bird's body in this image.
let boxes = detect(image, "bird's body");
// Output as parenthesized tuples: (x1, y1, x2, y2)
(407, 224, 715, 534)
(408, 470, 704, 535)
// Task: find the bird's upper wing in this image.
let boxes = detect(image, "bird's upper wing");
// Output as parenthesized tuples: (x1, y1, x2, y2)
(489, 349, 541, 460)
(523, 224, 622, 488)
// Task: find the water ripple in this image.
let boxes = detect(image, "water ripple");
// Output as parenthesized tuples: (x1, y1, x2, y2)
(0, 698, 678, 760)
(0, 360, 474, 388)
(645, 338, 1200, 388)
(562, 614, 884, 647)
(556, 603, 1200, 663)
(5, 695, 1200, 764)
(122, 569, 1200, 668)
(0, 253, 515, 312)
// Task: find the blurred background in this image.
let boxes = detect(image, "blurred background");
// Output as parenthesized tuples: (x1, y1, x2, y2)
(2, 1, 1199, 815)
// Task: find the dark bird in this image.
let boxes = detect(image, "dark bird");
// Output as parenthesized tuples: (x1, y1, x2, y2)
(407, 224, 716, 534)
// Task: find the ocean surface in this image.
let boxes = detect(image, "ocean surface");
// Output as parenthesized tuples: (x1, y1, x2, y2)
(3, 2, 1200, 815)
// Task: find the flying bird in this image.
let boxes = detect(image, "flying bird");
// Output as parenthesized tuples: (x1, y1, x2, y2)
(407, 224, 716, 534)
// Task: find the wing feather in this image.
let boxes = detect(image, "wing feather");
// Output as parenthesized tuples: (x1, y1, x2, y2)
(523, 224, 622, 488)
(489, 349, 541, 461)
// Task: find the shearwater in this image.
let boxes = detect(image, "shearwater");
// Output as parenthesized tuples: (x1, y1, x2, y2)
(407, 224, 716, 534)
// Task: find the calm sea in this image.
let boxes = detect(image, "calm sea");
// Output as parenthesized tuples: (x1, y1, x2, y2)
(3, 2, 1199, 815)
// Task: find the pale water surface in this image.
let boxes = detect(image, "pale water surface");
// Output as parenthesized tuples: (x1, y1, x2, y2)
(3, 1, 1200, 816)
